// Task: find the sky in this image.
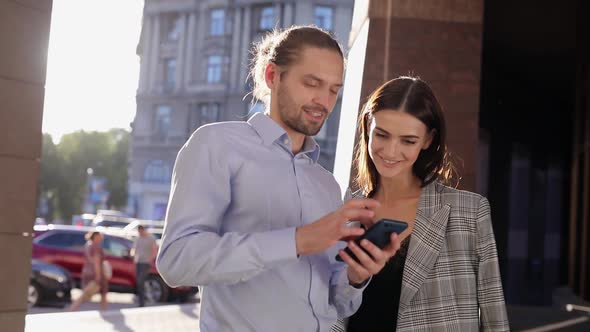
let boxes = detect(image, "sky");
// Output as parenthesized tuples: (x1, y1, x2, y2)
(42, 0, 144, 142)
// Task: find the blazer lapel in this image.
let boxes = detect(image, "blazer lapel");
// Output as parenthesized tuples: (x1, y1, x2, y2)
(398, 182, 451, 316)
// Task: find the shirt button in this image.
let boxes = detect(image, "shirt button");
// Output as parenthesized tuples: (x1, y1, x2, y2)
(283, 138, 289, 145)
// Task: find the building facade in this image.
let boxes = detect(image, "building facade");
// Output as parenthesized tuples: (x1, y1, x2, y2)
(129, 0, 353, 219)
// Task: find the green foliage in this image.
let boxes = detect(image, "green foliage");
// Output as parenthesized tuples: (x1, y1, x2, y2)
(38, 129, 130, 221)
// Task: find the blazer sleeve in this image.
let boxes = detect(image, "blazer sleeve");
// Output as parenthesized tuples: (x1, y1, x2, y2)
(476, 197, 510, 331)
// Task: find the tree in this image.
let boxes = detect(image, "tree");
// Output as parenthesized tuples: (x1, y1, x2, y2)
(104, 128, 129, 209)
(38, 129, 130, 222)
(38, 134, 64, 220)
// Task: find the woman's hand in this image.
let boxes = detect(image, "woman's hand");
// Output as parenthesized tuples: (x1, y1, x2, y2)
(340, 233, 401, 286)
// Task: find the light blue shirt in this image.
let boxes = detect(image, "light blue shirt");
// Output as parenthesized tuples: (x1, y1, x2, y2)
(157, 113, 364, 332)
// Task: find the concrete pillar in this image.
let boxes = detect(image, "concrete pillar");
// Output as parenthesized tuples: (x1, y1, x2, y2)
(229, 7, 242, 92)
(184, 11, 196, 87)
(294, 1, 312, 25)
(192, 8, 207, 86)
(274, 3, 282, 27)
(138, 16, 152, 93)
(283, 2, 293, 27)
(0, 0, 53, 330)
(238, 6, 251, 89)
(175, 13, 187, 93)
(149, 14, 161, 92)
(334, 0, 484, 192)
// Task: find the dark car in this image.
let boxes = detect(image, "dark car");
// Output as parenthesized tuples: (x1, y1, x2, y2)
(32, 225, 196, 303)
(29, 259, 72, 308)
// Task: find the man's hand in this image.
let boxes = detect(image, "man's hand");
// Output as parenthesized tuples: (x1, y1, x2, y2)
(295, 198, 380, 256)
(339, 233, 401, 285)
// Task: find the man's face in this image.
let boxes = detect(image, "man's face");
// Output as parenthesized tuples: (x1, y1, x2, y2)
(269, 47, 344, 137)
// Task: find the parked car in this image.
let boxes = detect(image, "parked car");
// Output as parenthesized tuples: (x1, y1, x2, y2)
(32, 225, 196, 303)
(29, 259, 72, 308)
(122, 219, 164, 233)
(71, 213, 96, 226)
(92, 215, 136, 229)
(106, 219, 164, 244)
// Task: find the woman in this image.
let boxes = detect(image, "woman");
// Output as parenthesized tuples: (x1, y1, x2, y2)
(337, 76, 509, 331)
(69, 231, 108, 311)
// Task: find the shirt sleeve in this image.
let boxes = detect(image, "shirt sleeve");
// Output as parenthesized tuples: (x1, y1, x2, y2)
(476, 197, 510, 331)
(329, 262, 367, 317)
(156, 128, 298, 288)
(328, 186, 368, 318)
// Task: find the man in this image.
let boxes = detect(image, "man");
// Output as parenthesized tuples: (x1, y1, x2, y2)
(132, 224, 157, 307)
(157, 26, 400, 331)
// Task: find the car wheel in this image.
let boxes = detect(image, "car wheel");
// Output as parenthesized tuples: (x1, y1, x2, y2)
(144, 275, 169, 304)
(28, 282, 40, 308)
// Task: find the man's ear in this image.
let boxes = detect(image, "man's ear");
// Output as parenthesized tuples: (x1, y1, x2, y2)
(264, 62, 280, 89)
(423, 129, 436, 150)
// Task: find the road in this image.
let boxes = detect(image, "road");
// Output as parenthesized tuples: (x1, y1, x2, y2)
(26, 290, 201, 332)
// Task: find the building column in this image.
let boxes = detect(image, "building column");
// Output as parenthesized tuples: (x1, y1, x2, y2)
(229, 7, 242, 92)
(175, 13, 187, 93)
(149, 14, 161, 92)
(334, 0, 484, 193)
(274, 3, 282, 27)
(138, 16, 152, 93)
(192, 8, 207, 86)
(184, 11, 197, 88)
(0, 1, 52, 330)
(283, 2, 293, 27)
(238, 6, 251, 89)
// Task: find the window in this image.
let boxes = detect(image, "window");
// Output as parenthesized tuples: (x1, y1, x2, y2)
(167, 15, 183, 40)
(314, 6, 333, 31)
(144, 160, 171, 183)
(199, 103, 220, 126)
(155, 105, 171, 136)
(210, 9, 225, 36)
(103, 237, 131, 257)
(37, 232, 86, 250)
(259, 6, 274, 30)
(207, 55, 222, 83)
(164, 58, 176, 91)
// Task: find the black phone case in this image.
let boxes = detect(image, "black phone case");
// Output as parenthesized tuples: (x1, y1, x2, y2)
(335, 219, 408, 262)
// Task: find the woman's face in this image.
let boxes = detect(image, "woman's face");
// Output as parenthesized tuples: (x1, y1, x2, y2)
(94, 233, 103, 243)
(368, 110, 432, 180)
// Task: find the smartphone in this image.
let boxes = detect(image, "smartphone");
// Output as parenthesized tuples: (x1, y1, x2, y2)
(335, 219, 408, 262)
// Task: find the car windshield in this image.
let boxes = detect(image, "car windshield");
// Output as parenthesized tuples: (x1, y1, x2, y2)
(103, 236, 131, 257)
(36, 232, 86, 250)
(94, 220, 131, 228)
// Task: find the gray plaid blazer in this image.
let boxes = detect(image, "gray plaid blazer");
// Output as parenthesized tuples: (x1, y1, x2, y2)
(332, 181, 509, 332)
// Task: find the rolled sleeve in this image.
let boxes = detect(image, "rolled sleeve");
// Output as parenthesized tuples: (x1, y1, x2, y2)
(329, 263, 366, 318)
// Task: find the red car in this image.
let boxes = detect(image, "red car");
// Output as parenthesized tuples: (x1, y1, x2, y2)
(32, 225, 196, 303)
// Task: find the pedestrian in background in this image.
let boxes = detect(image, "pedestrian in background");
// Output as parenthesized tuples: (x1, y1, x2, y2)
(69, 231, 108, 311)
(132, 224, 158, 306)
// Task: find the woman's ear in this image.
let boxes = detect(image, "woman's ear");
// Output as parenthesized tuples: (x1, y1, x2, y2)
(423, 129, 436, 150)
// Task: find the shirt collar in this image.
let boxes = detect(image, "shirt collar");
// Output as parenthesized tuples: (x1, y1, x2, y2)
(248, 112, 320, 163)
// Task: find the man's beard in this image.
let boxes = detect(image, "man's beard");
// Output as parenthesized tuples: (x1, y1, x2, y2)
(277, 86, 327, 136)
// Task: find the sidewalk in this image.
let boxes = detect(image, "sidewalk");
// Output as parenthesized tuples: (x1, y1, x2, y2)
(25, 303, 201, 332)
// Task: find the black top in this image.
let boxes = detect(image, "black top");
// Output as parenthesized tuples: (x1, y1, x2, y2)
(347, 236, 411, 332)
